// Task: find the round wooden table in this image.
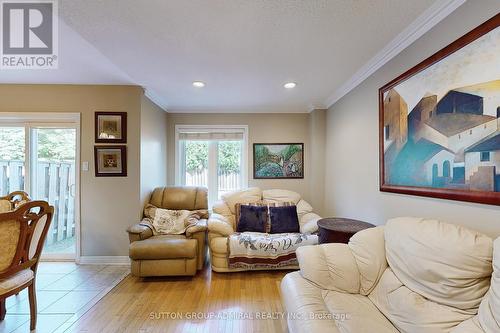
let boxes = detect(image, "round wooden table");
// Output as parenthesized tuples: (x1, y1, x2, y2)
(317, 218, 375, 244)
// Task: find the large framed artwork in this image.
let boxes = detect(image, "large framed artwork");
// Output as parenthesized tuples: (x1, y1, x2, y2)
(379, 14, 500, 205)
(253, 143, 304, 179)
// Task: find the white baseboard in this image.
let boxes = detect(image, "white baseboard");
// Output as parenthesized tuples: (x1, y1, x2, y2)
(77, 256, 131, 265)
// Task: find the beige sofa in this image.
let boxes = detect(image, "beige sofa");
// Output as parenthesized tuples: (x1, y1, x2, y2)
(281, 217, 499, 333)
(127, 186, 208, 277)
(207, 187, 321, 272)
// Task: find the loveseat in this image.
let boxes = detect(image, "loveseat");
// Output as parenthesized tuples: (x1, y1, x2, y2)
(281, 217, 499, 333)
(207, 187, 321, 272)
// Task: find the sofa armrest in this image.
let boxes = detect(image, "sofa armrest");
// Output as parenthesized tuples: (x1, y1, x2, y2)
(185, 219, 207, 237)
(299, 212, 321, 234)
(296, 243, 361, 293)
(126, 221, 153, 243)
(208, 213, 234, 237)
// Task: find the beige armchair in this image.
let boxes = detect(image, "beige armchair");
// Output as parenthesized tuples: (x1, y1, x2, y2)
(127, 187, 208, 277)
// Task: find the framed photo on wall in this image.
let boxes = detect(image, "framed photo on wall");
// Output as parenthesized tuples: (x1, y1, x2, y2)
(95, 112, 127, 143)
(94, 145, 127, 177)
(253, 143, 304, 179)
(379, 14, 500, 205)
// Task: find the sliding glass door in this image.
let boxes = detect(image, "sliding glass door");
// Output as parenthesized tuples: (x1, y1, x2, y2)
(31, 127, 77, 256)
(0, 120, 79, 259)
(0, 126, 26, 195)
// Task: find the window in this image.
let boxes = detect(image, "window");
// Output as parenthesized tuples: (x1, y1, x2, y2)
(480, 151, 490, 162)
(176, 125, 248, 206)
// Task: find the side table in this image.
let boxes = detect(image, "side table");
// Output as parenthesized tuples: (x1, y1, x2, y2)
(317, 218, 375, 244)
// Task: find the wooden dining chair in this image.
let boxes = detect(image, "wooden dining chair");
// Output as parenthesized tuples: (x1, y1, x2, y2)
(0, 200, 54, 330)
(0, 191, 31, 213)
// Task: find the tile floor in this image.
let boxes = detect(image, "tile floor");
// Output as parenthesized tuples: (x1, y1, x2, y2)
(1, 262, 129, 333)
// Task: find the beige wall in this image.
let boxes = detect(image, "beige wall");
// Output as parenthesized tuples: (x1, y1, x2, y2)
(166, 112, 325, 211)
(325, 1, 500, 237)
(140, 96, 168, 207)
(0, 84, 143, 256)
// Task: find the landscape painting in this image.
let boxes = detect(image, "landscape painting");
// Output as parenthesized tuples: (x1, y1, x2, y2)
(253, 143, 304, 179)
(379, 15, 500, 205)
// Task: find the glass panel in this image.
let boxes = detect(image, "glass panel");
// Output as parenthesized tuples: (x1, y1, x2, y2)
(0, 127, 25, 195)
(32, 128, 76, 255)
(184, 141, 209, 188)
(217, 141, 242, 199)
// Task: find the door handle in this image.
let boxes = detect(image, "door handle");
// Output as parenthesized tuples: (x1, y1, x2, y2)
(69, 183, 76, 197)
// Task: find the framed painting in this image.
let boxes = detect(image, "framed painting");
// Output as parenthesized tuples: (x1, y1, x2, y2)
(94, 145, 127, 177)
(379, 14, 500, 205)
(95, 112, 127, 143)
(253, 143, 304, 179)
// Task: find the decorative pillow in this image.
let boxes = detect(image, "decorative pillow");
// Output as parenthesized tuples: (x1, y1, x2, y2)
(143, 204, 199, 235)
(264, 201, 294, 232)
(237, 204, 268, 233)
(235, 201, 266, 228)
(269, 205, 299, 234)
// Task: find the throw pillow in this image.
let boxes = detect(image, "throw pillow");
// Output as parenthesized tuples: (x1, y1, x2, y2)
(269, 205, 299, 234)
(143, 204, 199, 235)
(237, 204, 268, 233)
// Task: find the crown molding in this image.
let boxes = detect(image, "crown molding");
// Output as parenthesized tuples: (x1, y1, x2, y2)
(325, 0, 466, 109)
(144, 88, 169, 111)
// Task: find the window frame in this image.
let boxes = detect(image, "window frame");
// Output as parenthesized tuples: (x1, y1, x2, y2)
(175, 125, 248, 204)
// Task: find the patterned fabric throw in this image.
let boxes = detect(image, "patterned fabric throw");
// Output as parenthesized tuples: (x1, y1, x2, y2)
(228, 232, 318, 269)
(142, 204, 199, 235)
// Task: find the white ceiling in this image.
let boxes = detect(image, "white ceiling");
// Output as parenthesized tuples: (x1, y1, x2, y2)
(1, 0, 454, 112)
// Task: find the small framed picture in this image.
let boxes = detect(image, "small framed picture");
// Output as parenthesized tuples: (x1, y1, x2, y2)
(94, 146, 127, 177)
(95, 112, 127, 143)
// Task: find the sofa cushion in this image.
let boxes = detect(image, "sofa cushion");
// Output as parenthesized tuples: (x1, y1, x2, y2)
(348, 226, 387, 295)
(281, 271, 339, 333)
(262, 189, 301, 204)
(129, 235, 197, 260)
(323, 288, 400, 333)
(222, 187, 262, 214)
(236, 204, 267, 233)
(385, 217, 493, 311)
(281, 271, 398, 333)
(369, 267, 474, 332)
(296, 199, 313, 218)
(478, 237, 500, 332)
(297, 243, 360, 293)
(269, 205, 300, 233)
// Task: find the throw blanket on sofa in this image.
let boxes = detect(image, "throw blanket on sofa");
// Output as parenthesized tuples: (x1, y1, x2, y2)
(228, 232, 318, 269)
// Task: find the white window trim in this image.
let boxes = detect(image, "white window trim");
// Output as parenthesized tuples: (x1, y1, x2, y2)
(175, 124, 249, 193)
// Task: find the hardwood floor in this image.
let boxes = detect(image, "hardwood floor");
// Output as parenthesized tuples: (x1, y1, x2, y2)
(65, 266, 291, 333)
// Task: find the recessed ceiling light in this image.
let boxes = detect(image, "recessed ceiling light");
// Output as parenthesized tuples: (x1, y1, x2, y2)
(192, 81, 205, 88)
(284, 82, 297, 89)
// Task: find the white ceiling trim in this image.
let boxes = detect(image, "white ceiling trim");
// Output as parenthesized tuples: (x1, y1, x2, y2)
(324, 0, 466, 109)
(144, 89, 169, 112)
